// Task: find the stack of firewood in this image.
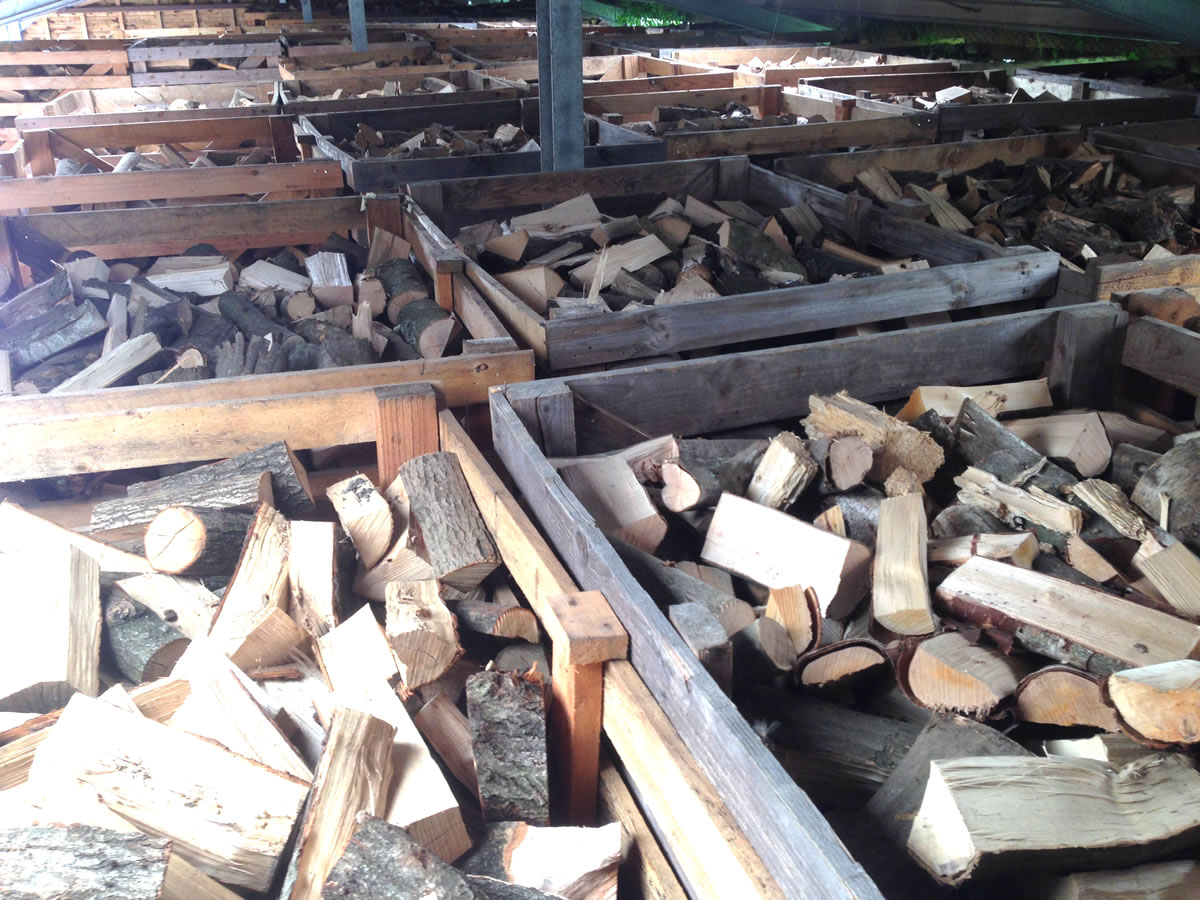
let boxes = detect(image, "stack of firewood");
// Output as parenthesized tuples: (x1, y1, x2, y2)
(454, 191, 926, 314)
(735, 52, 888, 75)
(623, 101, 810, 136)
(558, 380, 1200, 893)
(0, 440, 621, 897)
(842, 143, 1198, 266)
(298, 75, 461, 104)
(0, 227, 465, 394)
(347, 120, 538, 159)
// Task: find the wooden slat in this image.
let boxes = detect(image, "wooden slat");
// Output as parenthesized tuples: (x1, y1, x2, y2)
(663, 114, 934, 160)
(16, 106, 273, 131)
(1122, 316, 1200, 396)
(32, 116, 277, 150)
(0, 76, 132, 89)
(540, 252, 1059, 368)
(0, 161, 342, 208)
(939, 96, 1194, 134)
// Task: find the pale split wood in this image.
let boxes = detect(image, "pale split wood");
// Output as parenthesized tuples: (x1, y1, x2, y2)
(798, 641, 889, 688)
(955, 466, 1084, 534)
(384, 579, 462, 690)
(872, 493, 935, 636)
(1106, 660, 1200, 746)
(114, 574, 220, 640)
(1006, 412, 1112, 478)
(927, 532, 1039, 569)
(1138, 543, 1200, 618)
(413, 693, 479, 796)
(805, 392, 944, 484)
(906, 632, 1028, 716)
(287, 520, 347, 639)
(559, 456, 667, 554)
(49, 332, 162, 394)
(764, 585, 821, 654)
(325, 473, 393, 570)
(745, 431, 818, 509)
(1015, 666, 1120, 731)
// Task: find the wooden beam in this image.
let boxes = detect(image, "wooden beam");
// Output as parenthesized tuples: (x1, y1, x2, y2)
(373, 383, 439, 487)
(32, 117, 275, 152)
(663, 115, 934, 161)
(1122, 316, 1200, 397)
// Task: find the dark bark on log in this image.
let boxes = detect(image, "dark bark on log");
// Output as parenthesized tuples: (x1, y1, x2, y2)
(144, 506, 253, 576)
(731, 617, 794, 683)
(1132, 442, 1200, 551)
(214, 332, 247, 379)
(158, 364, 213, 384)
(0, 824, 173, 900)
(465, 876, 561, 899)
(173, 308, 237, 362)
(286, 341, 321, 371)
(669, 602, 732, 695)
(103, 593, 189, 684)
(955, 398, 1076, 498)
(930, 505, 1010, 540)
(0, 301, 106, 373)
(320, 232, 369, 272)
(866, 713, 1031, 848)
(398, 452, 501, 590)
(377, 258, 429, 316)
(291, 319, 377, 369)
(13, 336, 102, 392)
(0, 268, 71, 327)
(141, 299, 193, 346)
(1111, 444, 1162, 494)
(448, 598, 540, 644)
(661, 439, 766, 511)
(395, 299, 460, 359)
(216, 290, 295, 343)
(249, 334, 290, 374)
(320, 813, 479, 900)
(492, 642, 550, 680)
(372, 322, 421, 362)
(820, 486, 885, 548)
(466, 670, 550, 825)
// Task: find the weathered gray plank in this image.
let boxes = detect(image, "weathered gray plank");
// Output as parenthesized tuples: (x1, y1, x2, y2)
(1122, 316, 1200, 396)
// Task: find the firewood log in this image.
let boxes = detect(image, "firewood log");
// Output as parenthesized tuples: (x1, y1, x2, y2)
(896, 379, 1052, 422)
(216, 290, 295, 344)
(908, 754, 1200, 885)
(703, 493, 871, 619)
(955, 398, 1078, 498)
(1006, 412, 1112, 478)
(0, 301, 106, 373)
(764, 584, 820, 654)
(1139, 543, 1200, 618)
(290, 318, 377, 369)
(560, 457, 667, 553)
(668, 602, 733, 695)
(612, 539, 754, 636)
(144, 506, 252, 576)
(927, 532, 1038, 569)
(805, 392, 943, 484)
(1033, 861, 1200, 900)
(448, 597, 540, 643)
(659, 439, 765, 512)
(377, 258, 429, 322)
(1132, 441, 1200, 551)
(466, 669, 550, 825)
(872, 493, 935, 636)
(1015, 665, 1120, 730)
(31, 694, 308, 891)
(287, 708, 396, 900)
(322, 813, 480, 899)
(303, 251, 354, 308)
(731, 617, 796, 682)
(394, 299, 461, 358)
(0, 269, 70, 328)
(1111, 443, 1162, 493)
(287, 520, 352, 639)
(413, 694, 478, 796)
(459, 821, 622, 900)
(745, 431, 818, 509)
(935, 557, 1200, 673)
(0, 545, 100, 714)
(1105, 660, 1200, 746)
(904, 632, 1028, 716)
(396, 452, 501, 590)
(102, 593, 188, 684)
(930, 505, 1009, 539)
(1070, 478, 1165, 548)
(115, 573, 220, 640)
(955, 466, 1083, 535)
(797, 640, 889, 689)
(325, 473, 393, 569)
(717, 219, 807, 278)
(385, 580, 462, 690)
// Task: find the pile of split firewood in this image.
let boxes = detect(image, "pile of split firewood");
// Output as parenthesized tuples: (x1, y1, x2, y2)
(558, 380, 1200, 893)
(623, 101, 810, 136)
(297, 74, 460, 104)
(453, 191, 923, 314)
(735, 52, 889, 75)
(346, 120, 538, 159)
(843, 143, 1198, 265)
(0, 228, 464, 393)
(0, 441, 620, 897)
(854, 81, 1036, 110)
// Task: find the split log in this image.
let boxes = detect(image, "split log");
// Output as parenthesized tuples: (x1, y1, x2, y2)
(459, 821, 622, 900)
(570, 235, 671, 291)
(805, 392, 944, 484)
(483, 230, 529, 264)
(867, 713, 1031, 849)
(413, 693, 479, 796)
(13, 337, 102, 393)
(114, 574, 221, 641)
(1006, 412, 1112, 477)
(354, 274, 387, 318)
(718, 219, 807, 278)
(613, 539, 755, 636)
(764, 584, 820, 654)
(1070, 478, 1164, 547)
(385, 580, 462, 690)
(797, 640, 889, 689)
(466, 669, 550, 825)
(1034, 861, 1200, 900)
(0, 824, 232, 900)
(216, 290, 295, 344)
(905, 632, 1027, 716)
(731, 617, 796, 682)
(1139, 543, 1200, 618)
(103, 593, 189, 684)
(935, 557, 1200, 673)
(497, 266, 566, 315)
(1111, 443, 1162, 493)
(810, 437, 873, 494)
(896, 379, 1052, 422)
(303, 251, 354, 308)
(450, 598, 540, 643)
(872, 493, 935, 636)
(927, 532, 1038, 568)
(907, 754, 1200, 885)
(0, 544, 99, 714)
(325, 474, 393, 569)
(289, 318, 377, 369)
(560, 457, 667, 553)
(144, 506, 252, 576)
(954, 398, 1078, 498)
(287, 707, 395, 900)
(316, 607, 470, 862)
(668, 602, 733, 695)
(660, 440, 765, 512)
(0, 501, 151, 575)
(206, 503, 291, 667)
(322, 813, 479, 899)
(287, 520, 352, 639)
(144, 257, 234, 296)
(1105, 660, 1200, 746)
(0, 269, 70, 327)
(394, 299, 460, 358)
(397, 452, 501, 590)
(0, 300, 106, 373)
(703, 493, 871, 618)
(955, 466, 1083, 534)
(31, 694, 308, 891)
(1015, 666, 1119, 731)
(745, 431, 818, 509)
(1132, 441, 1200, 551)
(239, 260, 311, 294)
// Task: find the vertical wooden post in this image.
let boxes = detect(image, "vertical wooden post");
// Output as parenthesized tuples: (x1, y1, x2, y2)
(1048, 303, 1127, 408)
(374, 383, 439, 488)
(0, 351, 11, 396)
(536, 383, 577, 457)
(268, 116, 300, 163)
(349, 0, 367, 53)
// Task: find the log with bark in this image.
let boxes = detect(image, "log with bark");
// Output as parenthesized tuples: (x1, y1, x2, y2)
(143, 506, 252, 576)
(459, 821, 622, 900)
(466, 668, 550, 825)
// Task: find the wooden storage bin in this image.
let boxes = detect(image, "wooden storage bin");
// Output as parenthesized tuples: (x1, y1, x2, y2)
(659, 43, 953, 88)
(405, 156, 1057, 370)
(1091, 117, 1200, 183)
(470, 53, 735, 95)
(488, 299, 1142, 898)
(298, 99, 663, 192)
(11, 83, 278, 130)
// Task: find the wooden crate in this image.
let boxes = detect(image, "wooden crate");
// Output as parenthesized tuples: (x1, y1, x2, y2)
(659, 44, 953, 88)
(12, 83, 278, 130)
(447, 37, 617, 66)
(468, 53, 736, 96)
(297, 99, 663, 193)
(487, 300, 1133, 898)
(580, 85, 934, 160)
(1090, 117, 1200, 185)
(0, 193, 532, 480)
(405, 156, 1057, 370)
(793, 70, 1196, 137)
(280, 68, 521, 115)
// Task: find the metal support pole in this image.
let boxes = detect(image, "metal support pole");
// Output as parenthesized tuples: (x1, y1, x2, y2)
(301, 0, 312, 24)
(349, 0, 367, 53)
(536, 0, 584, 172)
